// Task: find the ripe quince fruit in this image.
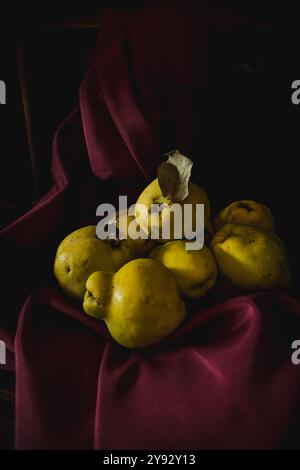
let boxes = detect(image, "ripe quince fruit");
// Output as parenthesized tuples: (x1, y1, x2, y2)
(135, 178, 210, 242)
(210, 223, 291, 291)
(150, 240, 217, 298)
(54, 225, 138, 300)
(214, 200, 275, 232)
(83, 258, 186, 348)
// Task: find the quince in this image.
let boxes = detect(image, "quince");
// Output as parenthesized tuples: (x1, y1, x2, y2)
(150, 240, 217, 298)
(135, 178, 210, 242)
(211, 223, 291, 291)
(83, 258, 186, 348)
(214, 200, 275, 232)
(54, 225, 138, 300)
(113, 210, 155, 256)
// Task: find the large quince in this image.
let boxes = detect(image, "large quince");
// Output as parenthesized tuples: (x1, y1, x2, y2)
(214, 200, 275, 232)
(54, 224, 151, 300)
(150, 240, 217, 298)
(210, 223, 291, 291)
(83, 258, 186, 348)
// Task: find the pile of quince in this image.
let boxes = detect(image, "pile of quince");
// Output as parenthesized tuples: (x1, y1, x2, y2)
(54, 151, 291, 349)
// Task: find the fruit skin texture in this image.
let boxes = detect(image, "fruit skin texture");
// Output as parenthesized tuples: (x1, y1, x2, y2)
(135, 178, 210, 242)
(83, 258, 186, 349)
(54, 226, 139, 300)
(150, 241, 217, 299)
(210, 223, 291, 291)
(214, 200, 275, 232)
(115, 211, 155, 256)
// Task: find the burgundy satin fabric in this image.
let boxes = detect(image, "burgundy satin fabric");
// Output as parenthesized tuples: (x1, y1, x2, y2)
(1, 0, 300, 449)
(13, 288, 300, 450)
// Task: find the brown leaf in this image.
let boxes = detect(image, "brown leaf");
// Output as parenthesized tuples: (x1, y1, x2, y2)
(157, 162, 180, 198)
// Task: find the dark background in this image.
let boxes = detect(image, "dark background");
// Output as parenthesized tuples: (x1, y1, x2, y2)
(0, 0, 299, 450)
(0, 2, 297, 230)
(1, 1, 299, 271)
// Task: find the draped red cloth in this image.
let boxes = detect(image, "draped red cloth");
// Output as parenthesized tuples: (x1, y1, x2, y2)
(1, 0, 300, 449)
